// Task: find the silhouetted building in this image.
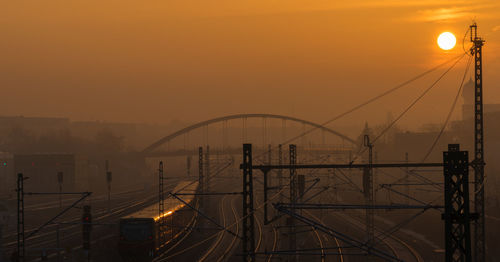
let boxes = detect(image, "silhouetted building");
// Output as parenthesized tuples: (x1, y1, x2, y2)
(14, 154, 88, 192)
(0, 152, 14, 196)
(462, 78, 500, 119)
(0, 116, 70, 135)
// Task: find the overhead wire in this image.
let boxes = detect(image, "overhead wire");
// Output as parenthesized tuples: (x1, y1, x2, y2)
(272, 41, 472, 260)
(159, 31, 472, 261)
(385, 53, 473, 192)
(417, 54, 473, 165)
(349, 53, 467, 164)
(251, 53, 465, 161)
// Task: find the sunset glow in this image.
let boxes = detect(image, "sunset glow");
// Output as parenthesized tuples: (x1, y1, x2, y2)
(437, 32, 456, 50)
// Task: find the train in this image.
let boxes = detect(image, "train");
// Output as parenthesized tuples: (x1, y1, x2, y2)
(118, 181, 199, 260)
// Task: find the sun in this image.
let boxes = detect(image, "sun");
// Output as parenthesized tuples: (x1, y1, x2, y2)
(437, 32, 456, 50)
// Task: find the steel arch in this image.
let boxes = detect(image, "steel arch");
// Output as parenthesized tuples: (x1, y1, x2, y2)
(142, 114, 356, 153)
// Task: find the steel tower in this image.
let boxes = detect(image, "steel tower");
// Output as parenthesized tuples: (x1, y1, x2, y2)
(470, 22, 485, 262)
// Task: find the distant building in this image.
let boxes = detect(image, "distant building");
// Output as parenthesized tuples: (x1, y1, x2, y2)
(462, 78, 500, 120)
(0, 152, 14, 196)
(0, 116, 70, 135)
(14, 154, 88, 193)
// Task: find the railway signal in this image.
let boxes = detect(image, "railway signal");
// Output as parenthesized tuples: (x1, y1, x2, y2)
(82, 205, 92, 251)
(297, 175, 305, 198)
(106, 160, 112, 213)
(41, 250, 48, 261)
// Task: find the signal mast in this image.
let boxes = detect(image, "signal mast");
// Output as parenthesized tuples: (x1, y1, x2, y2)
(470, 22, 485, 262)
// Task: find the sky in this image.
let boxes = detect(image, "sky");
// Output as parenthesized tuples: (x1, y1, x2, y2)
(1, 0, 499, 130)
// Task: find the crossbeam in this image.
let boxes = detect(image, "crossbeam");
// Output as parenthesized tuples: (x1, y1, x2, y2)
(173, 192, 242, 196)
(246, 162, 443, 171)
(276, 203, 443, 210)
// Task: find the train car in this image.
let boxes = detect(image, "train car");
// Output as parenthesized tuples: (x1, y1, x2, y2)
(118, 181, 199, 260)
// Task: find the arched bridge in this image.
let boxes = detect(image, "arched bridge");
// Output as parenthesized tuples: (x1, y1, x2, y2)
(142, 114, 356, 154)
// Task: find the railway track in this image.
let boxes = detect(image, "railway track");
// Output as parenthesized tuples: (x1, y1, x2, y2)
(332, 211, 422, 262)
(266, 224, 278, 262)
(304, 210, 326, 262)
(199, 195, 228, 262)
(305, 210, 346, 262)
(157, 166, 239, 261)
(5, 192, 156, 248)
(153, 199, 201, 262)
(196, 195, 241, 262)
(217, 196, 240, 262)
(4, 187, 164, 261)
(3, 182, 181, 239)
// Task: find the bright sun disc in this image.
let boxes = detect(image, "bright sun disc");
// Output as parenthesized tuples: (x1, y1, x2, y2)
(437, 32, 456, 50)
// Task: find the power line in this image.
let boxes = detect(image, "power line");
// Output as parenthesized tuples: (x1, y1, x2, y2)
(384, 54, 472, 192)
(418, 55, 473, 164)
(252, 54, 465, 160)
(351, 53, 466, 164)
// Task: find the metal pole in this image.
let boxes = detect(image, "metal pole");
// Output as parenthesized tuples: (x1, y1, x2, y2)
(278, 144, 283, 204)
(268, 144, 272, 181)
(17, 173, 25, 262)
(205, 145, 210, 193)
(159, 161, 165, 245)
(363, 135, 374, 247)
(263, 170, 268, 224)
(187, 156, 191, 177)
(199, 147, 204, 209)
(263, 144, 271, 224)
(58, 172, 63, 210)
(242, 118, 247, 143)
(374, 151, 378, 204)
(289, 144, 297, 262)
(405, 152, 409, 205)
(105, 160, 111, 213)
(470, 22, 486, 262)
(242, 144, 255, 262)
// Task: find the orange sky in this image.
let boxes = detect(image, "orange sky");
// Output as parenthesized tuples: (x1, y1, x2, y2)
(1, 0, 499, 129)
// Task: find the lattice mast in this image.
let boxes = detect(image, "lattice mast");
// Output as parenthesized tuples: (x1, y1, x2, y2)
(242, 144, 255, 261)
(470, 22, 486, 262)
(289, 144, 298, 262)
(363, 135, 374, 247)
(159, 161, 165, 244)
(443, 144, 472, 262)
(17, 173, 25, 262)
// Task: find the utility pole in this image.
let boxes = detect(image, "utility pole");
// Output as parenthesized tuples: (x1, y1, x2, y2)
(470, 22, 486, 262)
(205, 145, 210, 193)
(278, 144, 283, 204)
(289, 144, 297, 262)
(242, 144, 255, 262)
(17, 173, 25, 262)
(159, 161, 165, 245)
(57, 172, 63, 209)
(105, 160, 112, 213)
(264, 144, 272, 224)
(82, 205, 91, 261)
(267, 144, 272, 186)
(374, 151, 378, 204)
(187, 156, 191, 177)
(199, 147, 204, 208)
(405, 152, 409, 205)
(363, 135, 374, 247)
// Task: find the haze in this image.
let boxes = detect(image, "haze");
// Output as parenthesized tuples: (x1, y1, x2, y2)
(1, 0, 500, 129)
